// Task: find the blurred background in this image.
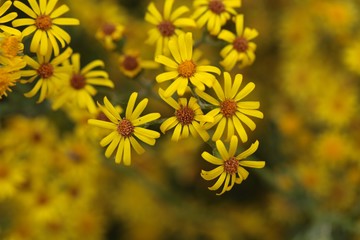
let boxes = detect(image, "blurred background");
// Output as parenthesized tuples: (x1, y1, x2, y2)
(1, 0, 360, 239)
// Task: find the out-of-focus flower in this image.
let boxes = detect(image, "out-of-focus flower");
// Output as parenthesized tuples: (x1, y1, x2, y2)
(145, 0, 196, 56)
(52, 53, 114, 113)
(0, 0, 20, 35)
(0, 32, 23, 59)
(88, 93, 161, 165)
(158, 88, 213, 141)
(118, 50, 159, 78)
(155, 32, 220, 97)
(218, 14, 258, 70)
(12, 0, 79, 56)
(192, 0, 241, 35)
(0, 64, 22, 98)
(201, 135, 264, 195)
(95, 21, 124, 51)
(195, 72, 263, 142)
(343, 39, 360, 76)
(20, 47, 73, 103)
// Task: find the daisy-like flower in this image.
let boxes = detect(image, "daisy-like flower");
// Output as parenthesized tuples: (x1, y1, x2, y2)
(88, 93, 161, 165)
(195, 72, 263, 142)
(12, 0, 80, 56)
(20, 47, 73, 103)
(52, 53, 114, 113)
(158, 88, 213, 142)
(218, 14, 258, 70)
(95, 21, 124, 51)
(145, 0, 196, 56)
(0, 65, 22, 99)
(0, 1, 21, 35)
(118, 50, 159, 78)
(0, 32, 24, 59)
(192, 0, 241, 36)
(155, 32, 220, 97)
(201, 135, 265, 195)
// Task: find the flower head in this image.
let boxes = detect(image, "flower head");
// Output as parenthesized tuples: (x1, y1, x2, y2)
(88, 93, 161, 165)
(201, 135, 265, 195)
(51, 53, 114, 113)
(145, 0, 196, 56)
(20, 47, 73, 103)
(0, 66, 21, 99)
(12, 0, 80, 56)
(118, 50, 159, 78)
(195, 72, 263, 142)
(159, 88, 213, 141)
(95, 21, 124, 51)
(218, 14, 258, 70)
(192, 0, 241, 35)
(155, 32, 220, 97)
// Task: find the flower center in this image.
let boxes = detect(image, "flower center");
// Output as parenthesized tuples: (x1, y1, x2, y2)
(224, 157, 238, 174)
(220, 99, 237, 118)
(102, 22, 116, 35)
(117, 119, 134, 137)
(70, 73, 86, 89)
(122, 55, 139, 71)
(178, 60, 196, 78)
(208, 0, 225, 14)
(37, 63, 54, 79)
(1, 36, 21, 57)
(157, 20, 175, 37)
(175, 105, 195, 125)
(233, 37, 249, 52)
(35, 15, 52, 31)
(0, 165, 9, 179)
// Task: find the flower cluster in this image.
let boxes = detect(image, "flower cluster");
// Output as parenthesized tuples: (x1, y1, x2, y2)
(2, 0, 264, 197)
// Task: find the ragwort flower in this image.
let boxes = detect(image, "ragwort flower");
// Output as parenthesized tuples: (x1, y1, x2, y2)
(192, 0, 241, 35)
(195, 72, 263, 142)
(12, 0, 80, 56)
(159, 88, 213, 142)
(52, 53, 114, 113)
(88, 93, 161, 165)
(118, 50, 159, 78)
(155, 32, 220, 97)
(201, 135, 265, 195)
(218, 14, 258, 70)
(20, 47, 73, 103)
(145, 0, 196, 56)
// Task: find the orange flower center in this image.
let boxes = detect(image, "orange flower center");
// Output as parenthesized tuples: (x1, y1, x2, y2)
(117, 119, 134, 137)
(0, 165, 9, 179)
(35, 15, 52, 31)
(102, 22, 116, 35)
(157, 20, 175, 37)
(178, 60, 196, 78)
(122, 55, 139, 71)
(70, 73, 86, 89)
(220, 99, 237, 118)
(233, 37, 249, 52)
(224, 157, 238, 174)
(175, 105, 195, 125)
(208, 0, 225, 14)
(1, 36, 21, 57)
(37, 63, 54, 79)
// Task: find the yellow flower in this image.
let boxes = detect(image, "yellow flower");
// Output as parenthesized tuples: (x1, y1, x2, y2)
(343, 39, 360, 76)
(201, 135, 265, 195)
(145, 0, 196, 56)
(192, 0, 241, 35)
(88, 93, 161, 165)
(0, 32, 24, 59)
(155, 32, 220, 97)
(195, 72, 263, 142)
(0, 0, 21, 35)
(95, 21, 124, 51)
(52, 53, 114, 113)
(158, 88, 213, 142)
(12, 0, 80, 56)
(218, 14, 258, 70)
(0, 65, 21, 99)
(118, 50, 159, 78)
(21, 47, 73, 103)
